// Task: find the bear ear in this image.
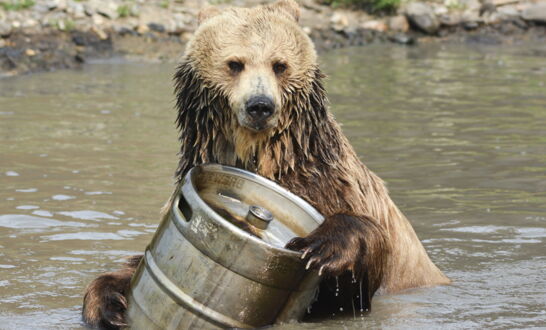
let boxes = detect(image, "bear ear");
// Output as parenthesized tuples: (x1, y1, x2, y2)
(269, 0, 301, 22)
(197, 6, 221, 25)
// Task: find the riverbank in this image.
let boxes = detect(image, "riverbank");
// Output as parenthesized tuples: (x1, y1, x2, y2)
(1, 0, 545, 76)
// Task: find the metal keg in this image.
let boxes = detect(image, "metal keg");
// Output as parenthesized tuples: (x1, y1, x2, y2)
(127, 164, 324, 329)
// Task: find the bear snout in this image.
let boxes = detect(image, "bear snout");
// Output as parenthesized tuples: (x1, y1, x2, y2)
(245, 95, 276, 124)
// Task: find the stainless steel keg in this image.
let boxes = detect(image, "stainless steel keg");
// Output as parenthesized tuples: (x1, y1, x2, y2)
(127, 164, 324, 329)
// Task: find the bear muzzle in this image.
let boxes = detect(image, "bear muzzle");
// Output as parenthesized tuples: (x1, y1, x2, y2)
(244, 95, 277, 131)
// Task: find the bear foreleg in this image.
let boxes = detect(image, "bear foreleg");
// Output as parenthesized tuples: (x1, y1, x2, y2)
(82, 255, 142, 329)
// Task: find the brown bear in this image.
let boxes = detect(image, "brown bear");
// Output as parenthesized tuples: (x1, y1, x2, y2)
(82, 0, 450, 328)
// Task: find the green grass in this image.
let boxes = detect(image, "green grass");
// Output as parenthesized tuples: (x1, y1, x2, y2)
(159, 0, 170, 9)
(51, 18, 76, 31)
(0, 0, 35, 11)
(117, 4, 131, 18)
(323, 0, 401, 13)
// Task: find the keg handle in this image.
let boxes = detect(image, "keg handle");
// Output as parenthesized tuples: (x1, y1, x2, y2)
(178, 192, 193, 222)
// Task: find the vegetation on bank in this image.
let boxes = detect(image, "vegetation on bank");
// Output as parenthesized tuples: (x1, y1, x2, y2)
(0, 0, 35, 11)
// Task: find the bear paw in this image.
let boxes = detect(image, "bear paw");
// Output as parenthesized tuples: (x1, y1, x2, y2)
(286, 214, 389, 280)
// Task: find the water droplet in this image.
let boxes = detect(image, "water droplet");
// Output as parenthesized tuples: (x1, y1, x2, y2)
(359, 280, 363, 312)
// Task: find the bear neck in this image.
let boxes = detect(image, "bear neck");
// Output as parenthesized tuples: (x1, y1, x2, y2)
(174, 61, 344, 184)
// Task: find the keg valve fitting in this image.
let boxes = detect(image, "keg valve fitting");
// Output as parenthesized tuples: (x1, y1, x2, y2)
(247, 205, 273, 230)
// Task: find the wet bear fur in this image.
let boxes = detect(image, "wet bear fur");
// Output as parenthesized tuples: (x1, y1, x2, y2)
(82, 0, 449, 328)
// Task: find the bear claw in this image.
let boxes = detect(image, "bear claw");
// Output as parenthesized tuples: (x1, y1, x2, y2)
(287, 232, 353, 277)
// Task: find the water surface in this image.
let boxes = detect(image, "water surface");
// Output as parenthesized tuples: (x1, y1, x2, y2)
(1, 43, 545, 329)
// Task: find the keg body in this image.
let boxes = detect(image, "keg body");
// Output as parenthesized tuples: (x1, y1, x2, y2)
(127, 164, 324, 329)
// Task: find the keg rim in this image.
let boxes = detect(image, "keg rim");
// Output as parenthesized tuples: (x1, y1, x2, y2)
(180, 163, 324, 258)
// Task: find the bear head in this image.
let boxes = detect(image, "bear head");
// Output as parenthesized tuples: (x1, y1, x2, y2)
(187, 0, 316, 132)
(175, 0, 330, 178)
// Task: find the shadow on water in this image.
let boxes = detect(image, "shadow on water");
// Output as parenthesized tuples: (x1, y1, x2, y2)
(0, 43, 545, 329)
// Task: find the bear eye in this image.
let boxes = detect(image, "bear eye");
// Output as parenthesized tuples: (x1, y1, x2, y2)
(228, 61, 244, 74)
(273, 62, 287, 75)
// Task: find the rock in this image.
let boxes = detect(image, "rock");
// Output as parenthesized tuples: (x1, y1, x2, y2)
(464, 21, 479, 29)
(497, 6, 519, 19)
(92, 14, 105, 26)
(170, 21, 191, 34)
(97, 3, 119, 20)
(439, 12, 462, 26)
(22, 18, 38, 29)
(462, 9, 482, 25)
(459, 0, 481, 11)
(484, 12, 502, 24)
(25, 49, 36, 56)
(113, 24, 136, 35)
(32, 3, 51, 13)
(330, 12, 349, 32)
(362, 20, 388, 32)
(86, 0, 119, 20)
(388, 15, 409, 32)
(130, 5, 141, 17)
(433, 4, 449, 15)
(136, 24, 149, 35)
(180, 31, 193, 42)
(479, 0, 497, 17)
(389, 33, 415, 45)
(66, 2, 86, 19)
(301, 0, 324, 13)
(138, 6, 177, 33)
(162, 19, 179, 34)
(91, 26, 108, 40)
(511, 18, 528, 29)
(173, 13, 191, 26)
(56, 19, 67, 31)
(405, 2, 440, 35)
(72, 34, 87, 46)
(84, 3, 95, 16)
(521, 3, 546, 23)
(45, 0, 67, 11)
(443, 0, 459, 8)
(148, 23, 165, 33)
(0, 21, 12, 37)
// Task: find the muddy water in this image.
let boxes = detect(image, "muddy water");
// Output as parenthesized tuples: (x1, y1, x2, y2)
(1, 44, 545, 329)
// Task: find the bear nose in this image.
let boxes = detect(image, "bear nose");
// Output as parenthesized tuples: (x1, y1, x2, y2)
(245, 95, 275, 121)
